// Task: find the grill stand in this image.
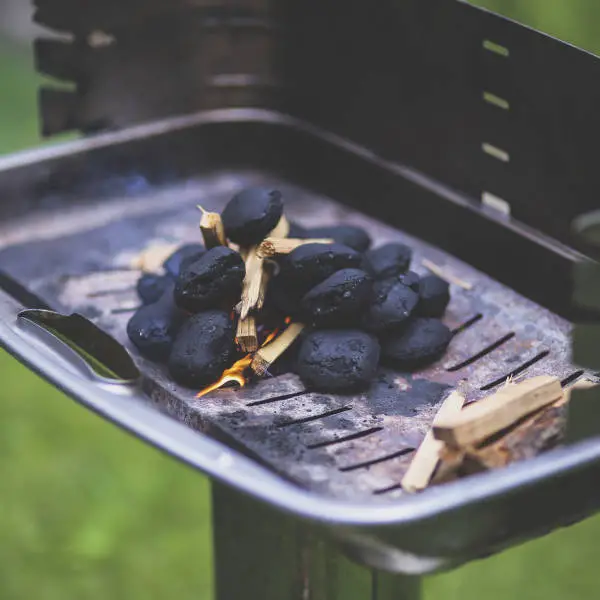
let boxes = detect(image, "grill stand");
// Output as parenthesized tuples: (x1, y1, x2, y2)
(213, 483, 421, 600)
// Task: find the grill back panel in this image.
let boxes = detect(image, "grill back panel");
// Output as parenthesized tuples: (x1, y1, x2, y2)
(34, 0, 600, 257)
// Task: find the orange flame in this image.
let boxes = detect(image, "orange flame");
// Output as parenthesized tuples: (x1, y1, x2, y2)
(196, 318, 293, 397)
(196, 354, 253, 398)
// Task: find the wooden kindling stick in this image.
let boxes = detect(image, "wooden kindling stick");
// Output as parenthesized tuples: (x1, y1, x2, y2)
(197, 206, 227, 249)
(433, 375, 564, 449)
(257, 238, 333, 258)
(130, 243, 180, 273)
(236, 315, 259, 353)
(268, 215, 290, 239)
(422, 258, 472, 290)
(251, 323, 305, 376)
(401, 391, 466, 493)
(239, 247, 266, 320)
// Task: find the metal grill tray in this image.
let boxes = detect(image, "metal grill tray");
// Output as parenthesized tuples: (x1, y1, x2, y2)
(0, 110, 599, 571)
(0, 171, 581, 501)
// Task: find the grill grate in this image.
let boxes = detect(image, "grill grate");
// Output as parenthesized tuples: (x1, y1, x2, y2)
(0, 172, 586, 501)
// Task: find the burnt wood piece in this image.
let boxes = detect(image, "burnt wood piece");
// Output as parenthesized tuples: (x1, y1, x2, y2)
(221, 187, 284, 246)
(306, 225, 372, 252)
(301, 268, 372, 327)
(168, 310, 237, 388)
(295, 329, 380, 393)
(174, 246, 245, 312)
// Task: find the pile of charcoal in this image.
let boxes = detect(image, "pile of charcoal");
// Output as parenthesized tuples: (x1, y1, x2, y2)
(127, 187, 453, 394)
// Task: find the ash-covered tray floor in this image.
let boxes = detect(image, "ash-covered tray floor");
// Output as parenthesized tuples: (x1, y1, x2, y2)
(0, 171, 586, 501)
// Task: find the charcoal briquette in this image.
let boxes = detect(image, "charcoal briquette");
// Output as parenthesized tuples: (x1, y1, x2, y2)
(127, 283, 186, 362)
(280, 243, 362, 294)
(382, 318, 452, 369)
(174, 246, 245, 312)
(168, 310, 236, 388)
(366, 281, 419, 334)
(264, 276, 304, 318)
(374, 270, 420, 298)
(221, 187, 284, 246)
(295, 330, 380, 393)
(417, 275, 450, 317)
(163, 243, 205, 277)
(137, 273, 171, 305)
(301, 268, 372, 327)
(306, 225, 371, 252)
(399, 270, 421, 292)
(363, 243, 413, 280)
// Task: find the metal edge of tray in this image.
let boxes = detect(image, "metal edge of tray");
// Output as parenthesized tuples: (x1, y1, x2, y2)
(0, 109, 599, 574)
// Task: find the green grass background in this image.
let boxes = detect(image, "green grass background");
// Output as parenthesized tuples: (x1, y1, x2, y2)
(2, 1, 600, 598)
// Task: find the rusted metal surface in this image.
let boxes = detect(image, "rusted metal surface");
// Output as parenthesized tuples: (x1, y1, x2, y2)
(0, 172, 591, 500)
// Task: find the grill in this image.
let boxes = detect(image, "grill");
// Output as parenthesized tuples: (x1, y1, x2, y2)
(2, 0, 600, 598)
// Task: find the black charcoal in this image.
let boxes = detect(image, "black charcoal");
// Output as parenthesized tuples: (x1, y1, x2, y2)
(366, 281, 419, 334)
(137, 273, 171, 305)
(306, 225, 371, 252)
(417, 275, 450, 318)
(174, 246, 245, 312)
(280, 243, 362, 294)
(296, 330, 380, 392)
(127, 284, 186, 362)
(221, 187, 284, 246)
(302, 268, 372, 327)
(168, 310, 236, 388)
(382, 318, 452, 368)
(264, 276, 304, 318)
(163, 244, 205, 277)
(374, 270, 420, 299)
(363, 243, 412, 280)
(399, 271, 421, 292)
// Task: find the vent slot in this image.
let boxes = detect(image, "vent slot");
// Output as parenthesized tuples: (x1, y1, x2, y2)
(483, 39, 509, 57)
(481, 351, 551, 391)
(447, 332, 515, 371)
(339, 448, 414, 472)
(277, 406, 352, 428)
(307, 427, 383, 450)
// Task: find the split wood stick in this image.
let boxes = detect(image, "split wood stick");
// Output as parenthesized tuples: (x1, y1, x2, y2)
(251, 323, 305, 376)
(130, 243, 180, 273)
(401, 391, 466, 493)
(239, 247, 266, 320)
(433, 375, 563, 448)
(198, 206, 227, 249)
(257, 237, 333, 258)
(236, 316, 258, 353)
(268, 215, 290, 239)
(422, 258, 472, 290)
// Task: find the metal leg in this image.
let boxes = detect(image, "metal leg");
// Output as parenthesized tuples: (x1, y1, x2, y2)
(212, 482, 421, 600)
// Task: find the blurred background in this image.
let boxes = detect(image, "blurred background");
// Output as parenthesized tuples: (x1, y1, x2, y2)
(2, 1, 600, 598)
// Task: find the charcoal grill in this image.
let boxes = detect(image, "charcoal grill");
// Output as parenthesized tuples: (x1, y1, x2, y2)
(2, 0, 600, 598)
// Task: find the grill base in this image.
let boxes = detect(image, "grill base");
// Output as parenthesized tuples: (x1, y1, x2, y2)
(0, 169, 582, 500)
